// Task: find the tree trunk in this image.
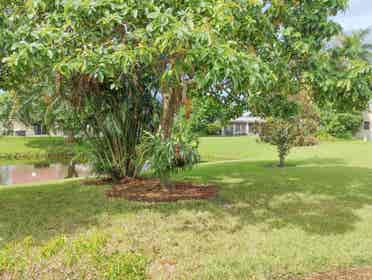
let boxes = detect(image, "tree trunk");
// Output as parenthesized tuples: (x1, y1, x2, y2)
(159, 87, 183, 188)
(160, 87, 182, 139)
(66, 162, 78, 178)
(183, 96, 192, 120)
(65, 131, 75, 143)
(160, 93, 174, 140)
(278, 154, 285, 168)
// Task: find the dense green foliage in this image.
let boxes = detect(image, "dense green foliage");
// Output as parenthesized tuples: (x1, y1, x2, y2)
(310, 29, 372, 112)
(320, 111, 363, 139)
(316, 29, 371, 139)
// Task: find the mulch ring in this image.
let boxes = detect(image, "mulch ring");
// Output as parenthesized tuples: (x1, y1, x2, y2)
(105, 177, 218, 202)
(290, 267, 372, 280)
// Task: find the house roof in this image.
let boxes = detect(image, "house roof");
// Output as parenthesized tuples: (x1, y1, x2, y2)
(230, 112, 264, 124)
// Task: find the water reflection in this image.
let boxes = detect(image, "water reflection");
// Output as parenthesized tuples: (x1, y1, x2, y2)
(0, 163, 90, 185)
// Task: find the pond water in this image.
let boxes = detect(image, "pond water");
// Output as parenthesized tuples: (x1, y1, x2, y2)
(0, 163, 91, 186)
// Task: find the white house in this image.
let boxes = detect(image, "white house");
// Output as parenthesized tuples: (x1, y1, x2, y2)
(224, 106, 372, 141)
(221, 112, 264, 136)
(357, 101, 372, 141)
(0, 119, 46, 136)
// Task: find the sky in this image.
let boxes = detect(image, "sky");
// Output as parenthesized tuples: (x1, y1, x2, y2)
(333, 0, 372, 40)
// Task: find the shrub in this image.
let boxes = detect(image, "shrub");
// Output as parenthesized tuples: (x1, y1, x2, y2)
(320, 111, 362, 139)
(206, 122, 222, 135)
(259, 118, 300, 167)
(142, 129, 199, 187)
(72, 76, 160, 181)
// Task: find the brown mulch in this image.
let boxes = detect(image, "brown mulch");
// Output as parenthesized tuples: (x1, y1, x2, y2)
(290, 267, 372, 280)
(105, 177, 218, 202)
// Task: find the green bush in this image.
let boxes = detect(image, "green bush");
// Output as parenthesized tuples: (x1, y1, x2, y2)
(321, 112, 362, 139)
(142, 130, 199, 187)
(206, 122, 222, 135)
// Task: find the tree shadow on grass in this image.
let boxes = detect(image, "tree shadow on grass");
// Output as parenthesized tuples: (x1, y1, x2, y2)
(178, 157, 372, 235)
(0, 157, 372, 247)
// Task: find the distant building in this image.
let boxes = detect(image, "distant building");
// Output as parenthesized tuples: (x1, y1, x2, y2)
(224, 106, 372, 141)
(357, 101, 372, 141)
(221, 112, 264, 136)
(1, 119, 47, 136)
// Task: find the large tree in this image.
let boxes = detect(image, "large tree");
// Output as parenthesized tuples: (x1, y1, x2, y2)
(2, 0, 270, 181)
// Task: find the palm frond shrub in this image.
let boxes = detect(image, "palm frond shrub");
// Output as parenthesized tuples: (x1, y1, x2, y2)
(69, 75, 160, 181)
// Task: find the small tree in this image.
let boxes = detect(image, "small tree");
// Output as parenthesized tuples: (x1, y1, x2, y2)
(260, 118, 300, 168)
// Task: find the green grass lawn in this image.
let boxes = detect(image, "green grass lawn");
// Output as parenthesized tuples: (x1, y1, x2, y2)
(0, 136, 85, 164)
(1, 137, 372, 279)
(0, 136, 67, 154)
(199, 136, 372, 168)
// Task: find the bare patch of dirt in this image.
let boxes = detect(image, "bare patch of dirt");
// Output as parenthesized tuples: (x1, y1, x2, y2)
(290, 267, 372, 280)
(105, 177, 218, 202)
